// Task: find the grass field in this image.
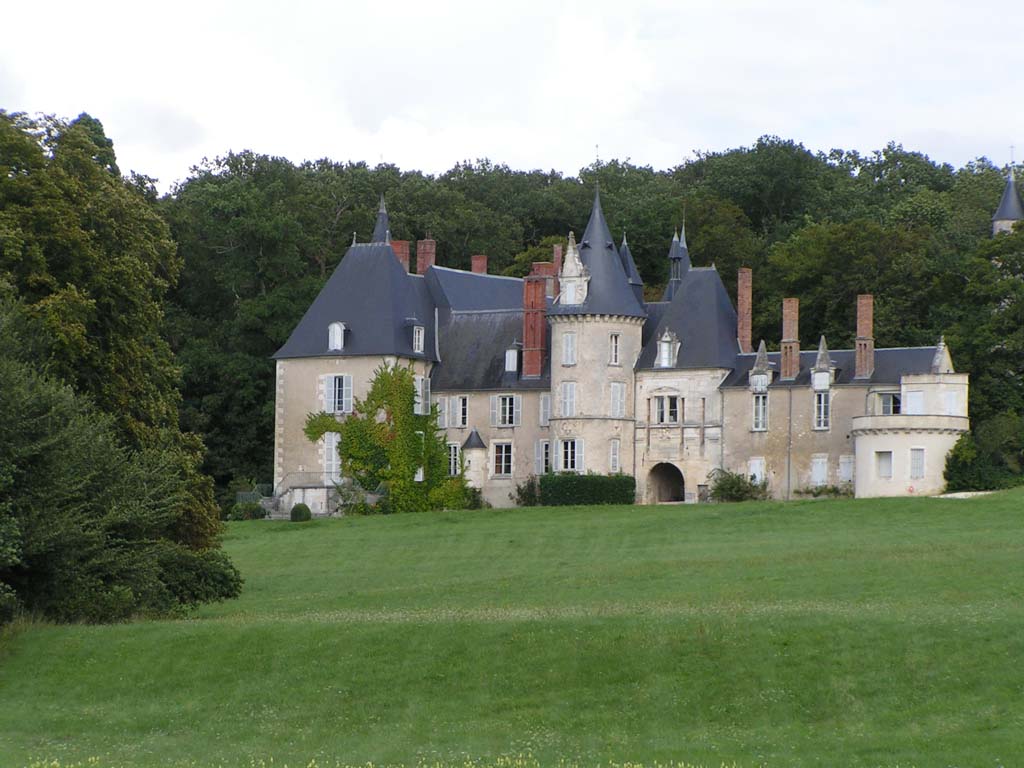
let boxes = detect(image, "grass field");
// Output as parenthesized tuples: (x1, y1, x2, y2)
(2, 490, 1023, 768)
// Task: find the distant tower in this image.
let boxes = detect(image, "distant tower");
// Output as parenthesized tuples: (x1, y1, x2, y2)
(661, 224, 691, 301)
(992, 169, 1024, 235)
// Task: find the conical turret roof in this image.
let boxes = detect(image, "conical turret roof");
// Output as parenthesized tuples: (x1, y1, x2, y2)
(661, 225, 692, 301)
(371, 194, 391, 242)
(814, 335, 831, 370)
(550, 188, 646, 318)
(619, 232, 644, 305)
(993, 171, 1024, 222)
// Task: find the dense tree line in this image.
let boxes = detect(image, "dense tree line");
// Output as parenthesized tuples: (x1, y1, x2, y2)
(0, 112, 240, 623)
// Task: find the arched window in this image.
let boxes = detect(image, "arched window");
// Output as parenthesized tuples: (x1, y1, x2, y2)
(328, 322, 345, 351)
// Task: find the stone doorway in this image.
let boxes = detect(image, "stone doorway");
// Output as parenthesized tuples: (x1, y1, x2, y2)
(649, 462, 685, 502)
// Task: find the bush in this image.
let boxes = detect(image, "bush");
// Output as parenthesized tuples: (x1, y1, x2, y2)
(512, 476, 541, 506)
(538, 473, 636, 506)
(227, 502, 266, 521)
(290, 503, 312, 522)
(945, 430, 1024, 492)
(428, 476, 469, 510)
(708, 468, 770, 502)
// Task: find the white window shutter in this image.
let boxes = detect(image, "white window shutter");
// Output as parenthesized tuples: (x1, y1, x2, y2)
(489, 395, 498, 427)
(513, 395, 522, 426)
(577, 439, 585, 473)
(423, 378, 431, 415)
(437, 397, 447, 428)
(319, 375, 329, 412)
(534, 441, 542, 475)
(342, 375, 353, 413)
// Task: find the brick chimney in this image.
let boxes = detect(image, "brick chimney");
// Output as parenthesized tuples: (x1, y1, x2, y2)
(522, 264, 548, 378)
(416, 239, 436, 275)
(737, 267, 753, 354)
(855, 294, 875, 379)
(391, 240, 410, 273)
(531, 261, 557, 297)
(471, 254, 488, 274)
(780, 298, 800, 380)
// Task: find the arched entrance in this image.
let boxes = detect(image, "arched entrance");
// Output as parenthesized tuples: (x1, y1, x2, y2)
(649, 463, 685, 502)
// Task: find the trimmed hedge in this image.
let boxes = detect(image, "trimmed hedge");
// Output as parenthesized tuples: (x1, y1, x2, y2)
(538, 473, 636, 506)
(290, 503, 312, 522)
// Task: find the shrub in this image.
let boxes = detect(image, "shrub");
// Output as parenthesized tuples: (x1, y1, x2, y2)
(512, 476, 541, 506)
(538, 473, 636, 506)
(290, 503, 312, 522)
(794, 484, 853, 498)
(428, 476, 469, 510)
(945, 430, 1024, 491)
(227, 502, 266, 521)
(709, 468, 769, 502)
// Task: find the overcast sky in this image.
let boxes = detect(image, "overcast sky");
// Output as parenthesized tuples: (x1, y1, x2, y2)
(2, 0, 1020, 192)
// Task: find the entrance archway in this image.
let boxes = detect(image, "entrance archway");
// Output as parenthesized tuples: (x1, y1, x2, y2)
(649, 463, 685, 502)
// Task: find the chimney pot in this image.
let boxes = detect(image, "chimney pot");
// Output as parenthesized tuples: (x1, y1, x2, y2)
(855, 294, 875, 379)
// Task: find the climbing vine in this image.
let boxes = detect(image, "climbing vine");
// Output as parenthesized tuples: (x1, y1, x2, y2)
(304, 362, 465, 513)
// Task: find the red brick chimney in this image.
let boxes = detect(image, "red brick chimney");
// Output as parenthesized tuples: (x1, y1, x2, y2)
(737, 267, 753, 354)
(391, 240, 410, 273)
(416, 239, 436, 275)
(780, 298, 800, 380)
(552, 244, 563, 294)
(471, 254, 488, 274)
(532, 261, 557, 297)
(855, 294, 875, 379)
(522, 264, 548, 378)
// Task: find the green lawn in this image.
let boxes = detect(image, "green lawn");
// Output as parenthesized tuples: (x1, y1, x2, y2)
(2, 491, 1023, 768)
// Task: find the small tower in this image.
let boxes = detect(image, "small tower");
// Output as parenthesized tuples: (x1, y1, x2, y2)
(992, 170, 1024, 235)
(619, 232, 645, 306)
(662, 225, 692, 301)
(371, 193, 390, 243)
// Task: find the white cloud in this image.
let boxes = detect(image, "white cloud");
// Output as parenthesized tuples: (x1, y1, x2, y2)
(4, 0, 1022, 191)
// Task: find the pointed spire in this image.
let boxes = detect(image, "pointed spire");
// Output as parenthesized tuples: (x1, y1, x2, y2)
(753, 339, 770, 371)
(663, 224, 692, 301)
(993, 170, 1024, 224)
(931, 335, 951, 373)
(814, 335, 830, 370)
(351, 231, 357, 246)
(371, 193, 391, 242)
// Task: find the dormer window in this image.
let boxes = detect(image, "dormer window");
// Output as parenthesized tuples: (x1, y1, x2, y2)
(656, 331, 677, 368)
(413, 326, 425, 354)
(750, 372, 769, 393)
(812, 371, 831, 391)
(328, 322, 346, 351)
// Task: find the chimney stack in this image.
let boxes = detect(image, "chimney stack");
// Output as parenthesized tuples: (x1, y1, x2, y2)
(780, 298, 800, 380)
(471, 254, 488, 274)
(855, 294, 875, 379)
(737, 267, 753, 353)
(531, 261, 557, 297)
(522, 264, 548, 378)
(416, 239, 436, 275)
(391, 240, 410, 273)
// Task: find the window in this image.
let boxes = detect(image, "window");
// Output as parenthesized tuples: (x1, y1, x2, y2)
(812, 371, 830, 391)
(560, 381, 576, 417)
(324, 432, 340, 483)
(839, 455, 855, 483)
(944, 391, 959, 416)
(560, 438, 583, 473)
(412, 326, 424, 354)
(658, 338, 674, 368)
(327, 374, 353, 414)
(876, 450, 893, 480)
(881, 393, 901, 415)
(814, 391, 830, 430)
(609, 333, 620, 365)
(904, 390, 924, 415)
(563, 332, 577, 366)
(610, 382, 625, 417)
(654, 395, 679, 424)
(748, 457, 765, 484)
(505, 348, 518, 373)
(413, 375, 431, 415)
(539, 393, 551, 426)
(447, 443, 461, 476)
(910, 448, 925, 480)
(450, 395, 468, 428)
(750, 373, 769, 393)
(811, 454, 828, 487)
(752, 393, 768, 431)
(563, 283, 576, 304)
(609, 438, 620, 473)
(535, 440, 551, 474)
(493, 442, 513, 476)
(490, 394, 521, 427)
(328, 322, 345, 351)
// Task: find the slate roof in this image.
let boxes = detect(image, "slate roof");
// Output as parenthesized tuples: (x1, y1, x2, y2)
(273, 243, 437, 361)
(993, 172, 1024, 222)
(618, 233, 645, 306)
(550, 190, 646, 319)
(425, 266, 523, 311)
(720, 346, 941, 388)
(430, 309, 551, 391)
(637, 267, 739, 370)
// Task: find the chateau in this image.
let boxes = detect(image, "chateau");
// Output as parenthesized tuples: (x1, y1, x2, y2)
(271, 189, 978, 512)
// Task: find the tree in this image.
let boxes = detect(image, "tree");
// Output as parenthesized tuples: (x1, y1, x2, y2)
(304, 363, 461, 514)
